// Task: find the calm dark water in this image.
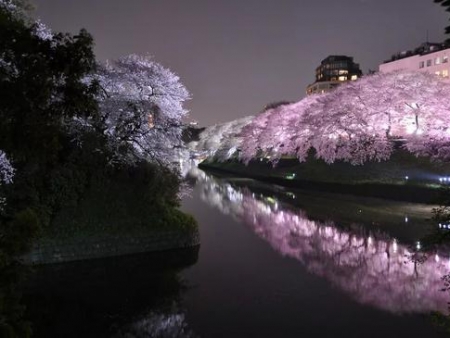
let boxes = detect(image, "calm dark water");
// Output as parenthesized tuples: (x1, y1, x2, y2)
(22, 167, 450, 337)
(179, 167, 450, 338)
(23, 248, 199, 338)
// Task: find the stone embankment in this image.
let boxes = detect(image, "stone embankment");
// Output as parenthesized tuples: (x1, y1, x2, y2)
(199, 159, 444, 204)
(23, 229, 200, 264)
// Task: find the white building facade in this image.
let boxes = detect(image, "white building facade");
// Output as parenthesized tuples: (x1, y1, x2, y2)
(379, 42, 450, 77)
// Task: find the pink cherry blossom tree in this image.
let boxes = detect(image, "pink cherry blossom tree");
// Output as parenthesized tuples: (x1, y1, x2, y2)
(313, 71, 450, 163)
(262, 96, 322, 162)
(238, 70, 450, 165)
(93, 54, 190, 166)
(239, 110, 271, 163)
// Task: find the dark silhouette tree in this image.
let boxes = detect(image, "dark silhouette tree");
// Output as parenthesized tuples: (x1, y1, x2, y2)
(435, 0, 450, 39)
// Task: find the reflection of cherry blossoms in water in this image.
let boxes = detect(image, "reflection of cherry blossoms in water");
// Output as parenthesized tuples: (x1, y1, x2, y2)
(191, 168, 450, 314)
(243, 204, 450, 314)
(113, 311, 197, 338)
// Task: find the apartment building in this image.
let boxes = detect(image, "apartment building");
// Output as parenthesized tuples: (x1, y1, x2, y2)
(379, 42, 450, 77)
(306, 55, 362, 95)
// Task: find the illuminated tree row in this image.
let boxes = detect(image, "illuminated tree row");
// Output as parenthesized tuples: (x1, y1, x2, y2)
(240, 71, 450, 164)
(194, 71, 450, 165)
(189, 116, 253, 159)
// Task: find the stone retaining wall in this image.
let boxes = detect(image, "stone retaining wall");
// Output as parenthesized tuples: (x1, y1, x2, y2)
(23, 229, 200, 265)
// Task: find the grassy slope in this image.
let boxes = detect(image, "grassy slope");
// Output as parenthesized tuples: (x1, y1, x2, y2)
(200, 150, 450, 203)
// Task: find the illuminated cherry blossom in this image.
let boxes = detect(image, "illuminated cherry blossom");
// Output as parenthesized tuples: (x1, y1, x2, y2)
(0, 150, 13, 185)
(237, 70, 450, 164)
(190, 116, 253, 159)
(240, 95, 321, 163)
(94, 54, 190, 165)
(32, 20, 53, 41)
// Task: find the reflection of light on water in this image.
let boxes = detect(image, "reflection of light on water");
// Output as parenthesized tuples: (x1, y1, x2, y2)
(115, 311, 197, 338)
(191, 170, 450, 314)
(392, 239, 398, 254)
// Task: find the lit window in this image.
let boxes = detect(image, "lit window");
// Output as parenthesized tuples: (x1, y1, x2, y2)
(444, 56, 449, 63)
(436, 57, 442, 65)
(338, 70, 348, 75)
(351, 75, 358, 80)
(436, 71, 441, 76)
(443, 70, 449, 77)
(338, 76, 347, 81)
(419, 61, 424, 68)
(427, 59, 432, 67)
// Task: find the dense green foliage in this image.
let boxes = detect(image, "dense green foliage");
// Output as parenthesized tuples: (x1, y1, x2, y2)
(0, 3, 196, 337)
(50, 161, 196, 239)
(0, 0, 194, 247)
(0, 1, 101, 255)
(0, 5, 100, 337)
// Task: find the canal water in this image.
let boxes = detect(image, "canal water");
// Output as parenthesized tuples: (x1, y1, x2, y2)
(179, 167, 450, 338)
(22, 167, 450, 337)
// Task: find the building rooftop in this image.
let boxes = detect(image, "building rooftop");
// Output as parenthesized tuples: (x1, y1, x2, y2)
(306, 55, 362, 95)
(320, 55, 356, 64)
(383, 42, 449, 64)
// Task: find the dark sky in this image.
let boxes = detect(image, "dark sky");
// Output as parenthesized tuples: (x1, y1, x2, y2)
(33, 0, 448, 126)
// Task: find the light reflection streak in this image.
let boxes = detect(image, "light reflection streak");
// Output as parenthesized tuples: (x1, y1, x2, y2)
(114, 311, 197, 338)
(189, 167, 450, 314)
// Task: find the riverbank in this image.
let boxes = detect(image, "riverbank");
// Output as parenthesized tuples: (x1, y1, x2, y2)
(22, 165, 200, 265)
(199, 150, 450, 204)
(23, 228, 200, 264)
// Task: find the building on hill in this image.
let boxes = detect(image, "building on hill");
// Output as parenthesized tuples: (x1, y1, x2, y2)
(379, 42, 450, 78)
(306, 55, 362, 95)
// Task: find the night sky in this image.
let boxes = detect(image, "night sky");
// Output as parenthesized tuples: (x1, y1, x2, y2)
(33, 0, 448, 126)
